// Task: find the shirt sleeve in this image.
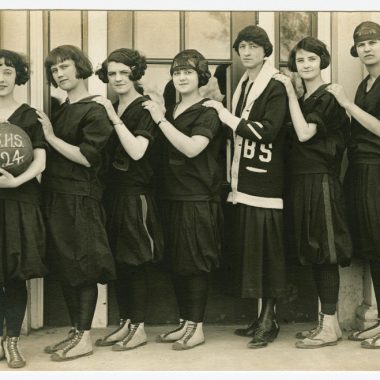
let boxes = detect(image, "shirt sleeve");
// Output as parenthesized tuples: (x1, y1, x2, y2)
(79, 105, 114, 166)
(234, 81, 288, 144)
(190, 107, 221, 140)
(29, 109, 48, 150)
(304, 92, 342, 137)
(133, 107, 157, 143)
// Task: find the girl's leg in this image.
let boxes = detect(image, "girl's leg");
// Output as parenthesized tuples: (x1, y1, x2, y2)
(96, 264, 131, 347)
(4, 280, 27, 337)
(3, 280, 27, 368)
(0, 285, 5, 338)
(171, 273, 208, 350)
(112, 265, 149, 351)
(296, 264, 340, 349)
(50, 284, 97, 362)
(358, 260, 380, 347)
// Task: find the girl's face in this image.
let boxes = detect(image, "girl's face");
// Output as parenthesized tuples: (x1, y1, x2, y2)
(50, 59, 81, 92)
(107, 61, 134, 95)
(356, 39, 380, 66)
(238, 40, 265, 70)
(0, 58, 16, 97)
(172, 68, 199, 95)
(295, 49, 321, 81)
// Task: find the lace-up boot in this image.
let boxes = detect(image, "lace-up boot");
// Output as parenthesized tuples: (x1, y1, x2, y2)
(4, 337, 26, 368)
(156, 319, 189, 343)
(172, 321, 205, 350)
(95, 318, 131, 347)
(112, 322, 147, 351)
(0, 337, 4, 361)
(247, 320, 280, 349)
(44, 327, 77, 354)
(296, 312, 338, 349)
(50, 330, 93, 361)
(295, 312, 342, 340)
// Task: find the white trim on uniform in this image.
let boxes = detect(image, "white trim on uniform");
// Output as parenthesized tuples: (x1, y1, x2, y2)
(247, 123, 262, 140)
(227, 191, 283, 209)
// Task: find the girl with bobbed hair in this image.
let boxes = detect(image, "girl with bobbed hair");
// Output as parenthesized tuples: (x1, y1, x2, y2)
(37, 45, 116, 361)
(143, 49, 224, 350)
(328, 21, 380, 349)
(204, 25, 288, 350)
(92, 48, 164, 351)
(0, 49, 47, 369)
(274, 36, 352, 348)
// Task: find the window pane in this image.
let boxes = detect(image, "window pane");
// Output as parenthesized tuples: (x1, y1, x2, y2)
(185, 12, 231, 60)
(135, 12, 180, 59)
(50, 11, 82, 49)
(140, 65, 172, 110)
(279, 12, 313, 62)
(0, 11, 28, 102)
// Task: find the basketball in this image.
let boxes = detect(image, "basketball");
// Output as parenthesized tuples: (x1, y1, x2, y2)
(0, 122, 34, 176)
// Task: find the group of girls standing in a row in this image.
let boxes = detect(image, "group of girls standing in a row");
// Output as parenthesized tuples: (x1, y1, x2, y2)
(0, 19, 380, 370)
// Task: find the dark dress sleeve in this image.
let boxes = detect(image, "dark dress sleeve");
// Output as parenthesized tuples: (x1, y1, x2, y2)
(27, 109, 48, 150)
(235, 81, 288, 144)
(304, 91, 342, 137)
(191, 107, 221, 141)
(133, 107, 157, 143)
(79, 106, 114, 166)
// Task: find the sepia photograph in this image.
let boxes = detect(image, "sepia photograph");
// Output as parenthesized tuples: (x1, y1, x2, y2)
(0, 1, 380, 378)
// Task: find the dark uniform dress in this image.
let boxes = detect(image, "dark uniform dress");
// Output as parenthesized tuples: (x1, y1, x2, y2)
(229, 78, 288, 299)
(345, 75, 380, 261)
(0, 104, 48, 285)
(104, 96, 164, 266)
(286, 84, 352, 267)
(158, 99, 224, 275)
(42, 96, 116, 287)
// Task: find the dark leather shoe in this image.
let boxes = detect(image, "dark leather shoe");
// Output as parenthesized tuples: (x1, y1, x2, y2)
(234, 320, 259, 337)
(247, 320, 280, 349)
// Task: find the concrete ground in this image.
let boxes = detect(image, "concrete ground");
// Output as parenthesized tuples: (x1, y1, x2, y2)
(0, 323, 379, 372)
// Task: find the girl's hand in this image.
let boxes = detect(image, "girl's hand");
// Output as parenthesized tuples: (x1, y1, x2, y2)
(93, 96, 120, 124)
(0, 168, 19, 188)
(273, 73, 296, 96)
(326, 84, 351, 109)
(202, 100, 225, 113)
(142, 100, 164, 124)
(36, 110, 55, 142)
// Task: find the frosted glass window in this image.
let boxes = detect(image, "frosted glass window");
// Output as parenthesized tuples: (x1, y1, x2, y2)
(279, 12, 313, 63)
(185, 12, 231, 60)
(134, 12, 180, 58)
(140, 65, 172, 110)
(50, 11, 82, 49)
(0, 11, 28, 103)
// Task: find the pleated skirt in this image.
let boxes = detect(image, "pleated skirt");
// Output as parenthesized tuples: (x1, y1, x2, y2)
(232, 204, 287, 299)
(344, 164, 380, 261)
(285, 173, 352, 267)
(159, 200, 223, 275)
(43, 192, 116, 287)
(0, 199, 47, 285)
(104, 192, 164, 266)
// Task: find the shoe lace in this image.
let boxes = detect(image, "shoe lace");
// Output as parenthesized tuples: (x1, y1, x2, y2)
(309, 315, 324, 338)
(62, 331, 84, 353)
(121, 323, 139, 345)
(180, 322, 197, 344)
(7, 338, 24, 361)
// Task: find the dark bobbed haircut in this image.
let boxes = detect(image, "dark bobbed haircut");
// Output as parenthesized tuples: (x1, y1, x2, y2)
(95, 48, 147, 83)
(232, 25, 273, 58)
(44, 45, 93, 87)
(170, 49, 211, 88)
(0, 49, 30, 85)
(350, 21, 380, 57)
(288, 37, 331, 72)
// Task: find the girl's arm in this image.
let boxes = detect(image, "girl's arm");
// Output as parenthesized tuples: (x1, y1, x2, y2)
(0, 148, 46, 188)
(204, 81, 288, 144)
(36, 110, 91, 167)
(93, 96, 149, 161)
(274, 73, 317, 142)
(327, 83, 380, 138)
(143, 100, 209, 158)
